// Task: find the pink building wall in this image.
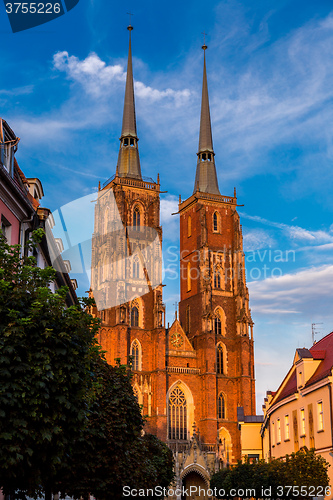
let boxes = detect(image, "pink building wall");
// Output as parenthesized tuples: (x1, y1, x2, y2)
(0, 199, 20, 245)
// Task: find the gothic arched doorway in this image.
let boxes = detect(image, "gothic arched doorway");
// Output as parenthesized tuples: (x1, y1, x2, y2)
(182, 470, 209, 500)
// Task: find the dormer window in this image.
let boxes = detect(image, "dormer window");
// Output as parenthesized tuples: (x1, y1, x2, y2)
(2, 144, 13, 174)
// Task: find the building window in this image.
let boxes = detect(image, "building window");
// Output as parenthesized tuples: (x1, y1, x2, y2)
(285, 414, 290, 440)
(131, 306, 139, 327)
(213, 265, 222, 288)
(188, 215, 191, 237)
(300, 408, 306, 436)
(131, 339, 141, 371)
(277, 418, 281, 443)
(213, 211, 219, 232)
(133, 255, 140, 278)
(187, 261, 191, 292)
(185, 305, 190, 334)
(1, 215, 11, 243)
(133, 206, 141, 229)
(218, 393, 226, 419)
(272, 421, 275, 446)
(317, 401, 324, 431)
(215, 314, 222, 335)
(216, 343, 224, 374)
(168, 387, 187, 440)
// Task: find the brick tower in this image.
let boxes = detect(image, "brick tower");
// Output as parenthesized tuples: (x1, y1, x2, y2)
(178, 44, 255, 462)
(91, 31, 257, 495)
(91, 25, 166, 438)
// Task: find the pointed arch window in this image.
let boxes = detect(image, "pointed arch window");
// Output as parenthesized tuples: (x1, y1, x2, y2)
(133, 255, 140, 278)
(215, 313, 222, 336)
(168, 387, 187, 440)
(216, 343, 225, 374)
(131, 306, 139, 327)
(214, 268, 221, 289)
(104, 207, 109, 235)
(188, 216, 192, 237)
(131, 339, 141, 371)
(218, 393, 226, 419)
(213, 211, 219, 232)
(133, 206, 141, 230)
(214, 307, 226, 336)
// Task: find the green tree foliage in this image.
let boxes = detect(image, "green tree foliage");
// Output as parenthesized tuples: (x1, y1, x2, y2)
(210, 448, 330, 500)
(0, 231, 174, 498)
(0, 231, 100, 497)
(57, 358, 174, 500)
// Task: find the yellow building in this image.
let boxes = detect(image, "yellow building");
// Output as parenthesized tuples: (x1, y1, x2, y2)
(261, 331, 333, 498)
(237, 408, 263, 461)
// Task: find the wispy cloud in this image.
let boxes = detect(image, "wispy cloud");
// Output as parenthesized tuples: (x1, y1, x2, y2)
(53, 51, 192, 104)
(0, 85, 34, 96)
(249, 264, 333, 318)
(240, 212, 333, 245)
(243, 228, 276, 251)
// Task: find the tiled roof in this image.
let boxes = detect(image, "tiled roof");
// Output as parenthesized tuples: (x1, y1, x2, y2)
(306, 332, 333, 387)
(272, 331, 333, 406)
(274, 368, 297, 405)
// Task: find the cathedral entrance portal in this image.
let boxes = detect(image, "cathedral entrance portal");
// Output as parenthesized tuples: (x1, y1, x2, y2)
(182, 471, 209, 500)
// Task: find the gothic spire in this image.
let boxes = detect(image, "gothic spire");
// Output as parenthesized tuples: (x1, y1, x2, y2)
(117, 24, 142, 179)
(193, 44, 220, 195)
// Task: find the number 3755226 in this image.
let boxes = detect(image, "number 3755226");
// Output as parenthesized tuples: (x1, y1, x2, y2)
(5, 3, 61, 14)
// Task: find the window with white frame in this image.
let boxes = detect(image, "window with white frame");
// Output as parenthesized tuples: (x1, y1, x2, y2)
(272, 421, 275, 446)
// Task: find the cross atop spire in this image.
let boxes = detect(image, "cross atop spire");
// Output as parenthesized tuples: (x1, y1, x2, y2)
(117, 23, 142, 179)
(127, 11, 133, 28)
(201, 31, 207, 50)
(193, 43, 220, 195)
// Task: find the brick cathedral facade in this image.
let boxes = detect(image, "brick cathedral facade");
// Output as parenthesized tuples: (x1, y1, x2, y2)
(91, 26, 256, 493)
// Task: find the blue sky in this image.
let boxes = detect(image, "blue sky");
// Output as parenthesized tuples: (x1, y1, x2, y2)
(2, 0, 333, 411)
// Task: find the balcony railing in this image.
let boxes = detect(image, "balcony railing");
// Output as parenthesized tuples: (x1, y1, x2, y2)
(103, 174, 157, 190)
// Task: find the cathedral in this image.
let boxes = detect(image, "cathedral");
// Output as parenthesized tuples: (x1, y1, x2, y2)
(90, 25, 256, 494)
